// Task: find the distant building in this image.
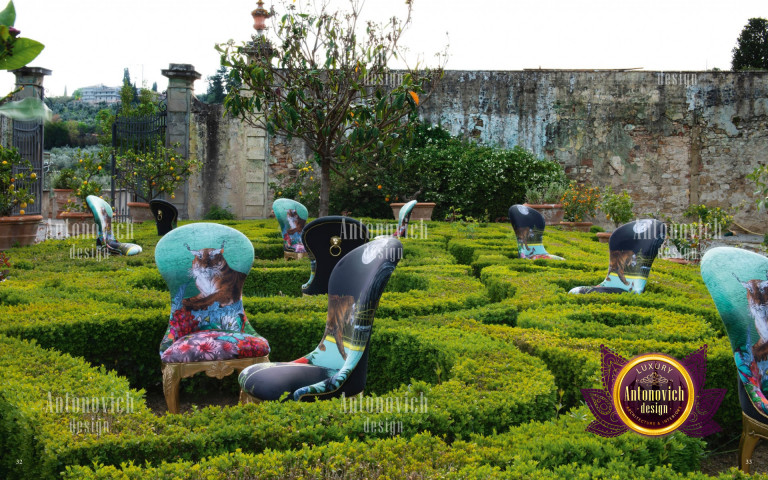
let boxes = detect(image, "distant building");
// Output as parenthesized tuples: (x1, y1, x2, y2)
(79, 84, 121, 104)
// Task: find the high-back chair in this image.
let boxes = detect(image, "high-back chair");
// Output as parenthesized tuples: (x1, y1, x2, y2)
(569, 219, 665, 294)
(156, 223, 270, 413)
(395, 199, 418, 238)
(508, 204, 564, 260)
(149, 199, 178, 236)
(85, 195, 142, 256)
(239, 237, 402, 402)
(273, 198, 309, 259)
(301, 216, 370, 295)
(701, 247, 768, 473)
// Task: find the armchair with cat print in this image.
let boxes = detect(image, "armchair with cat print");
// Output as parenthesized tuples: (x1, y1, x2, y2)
(273, 198, 309, 259)
(156, 223, 270, 413)
(701, 247, 768, 473)
(569, 219, 665, 294)
(508, 204, 564, 260)
(239, 236, 402, 402)
(85, 195, 142, 256)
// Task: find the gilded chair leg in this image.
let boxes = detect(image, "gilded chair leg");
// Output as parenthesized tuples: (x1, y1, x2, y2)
(739, 428, 760, 473)
(239, 390, 262, 405)
(162, 364, 182, 414)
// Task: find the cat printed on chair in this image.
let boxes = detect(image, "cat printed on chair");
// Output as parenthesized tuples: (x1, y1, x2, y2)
(283, 209, 306, 253)
(735, 272, 768, 361)
(182, 241, 247, 311)
(317, 294, 356, 360)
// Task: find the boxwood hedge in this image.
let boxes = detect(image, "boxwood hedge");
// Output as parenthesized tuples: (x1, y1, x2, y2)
(0, 219, 746, 478)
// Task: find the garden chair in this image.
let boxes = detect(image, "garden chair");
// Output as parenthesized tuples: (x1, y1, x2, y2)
(156, 223, 270, 413)
(85, 195, 142, 256)
(701, 247, 768, 473)
(273, 198, 308, 259)
(149, 199, 178, 236)
(301, 216, 370, 295)
(239, 237, 402, 402)
(568, 219, 665, 294)
(508, 204, 564, 260)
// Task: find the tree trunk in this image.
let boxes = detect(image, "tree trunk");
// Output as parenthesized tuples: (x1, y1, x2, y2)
(318, 158, 331, 217)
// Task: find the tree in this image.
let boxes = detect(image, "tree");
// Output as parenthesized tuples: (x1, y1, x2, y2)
(151, 81, 157, 92)
(732, 18, 768, 70)
(218, 0, 444, 216)
(205, 66, 226, 104)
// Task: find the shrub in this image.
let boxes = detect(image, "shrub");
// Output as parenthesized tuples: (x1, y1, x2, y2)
(203, 204, 236, 220)
(561, 182, 600, 222)
(600, 186, 634, 227)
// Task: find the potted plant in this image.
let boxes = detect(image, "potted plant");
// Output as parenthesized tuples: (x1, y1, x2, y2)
(560, 182, 600, 232)
(52, 168, 77, 219)
(114, 141, 199, 223)
(60, 148, 109, 236)
(0, 148, 41, 249)
(524, 180, 568, 225)
(663, 204, 735, 263)
(597, 187, 634, 242)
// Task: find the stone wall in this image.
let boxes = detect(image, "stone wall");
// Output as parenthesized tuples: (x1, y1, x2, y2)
(419, 70, 768, 231)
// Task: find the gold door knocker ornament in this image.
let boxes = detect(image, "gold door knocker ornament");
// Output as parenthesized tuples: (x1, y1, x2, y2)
(330, 236, 342, 257)
(157, 210, 163, 220)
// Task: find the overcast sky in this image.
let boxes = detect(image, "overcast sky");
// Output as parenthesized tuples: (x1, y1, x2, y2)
(3, 0, 766, 98)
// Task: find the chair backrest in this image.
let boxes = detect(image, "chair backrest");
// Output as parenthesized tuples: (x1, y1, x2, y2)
(508, 204, 549, 259)
(149, 199, 178, 236)
(301, 216, 370, 295)
(155, 223, 257, 354)
(272, 198, 308, 253)
(294, 237, 402, 400)
(702, 247, 768, 418)
(396, 200, 418, 238)
(597, 219, 666, 293)
(86, 195, 142, 256)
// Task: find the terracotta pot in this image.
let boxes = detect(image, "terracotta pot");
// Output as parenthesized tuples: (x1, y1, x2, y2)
(128, 201, 154, 223)
(53, 189, 76, 219)
(0, 214, 43, 250)
(596, 231, 611, 243)
(559, 221, 593, 233)
(523, 203, 565, 226)
(60, 211, 94, 237)
(390, 202, 436, 221)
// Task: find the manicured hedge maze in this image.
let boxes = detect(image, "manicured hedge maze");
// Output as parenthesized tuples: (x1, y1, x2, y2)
(0, 219, 752, 478)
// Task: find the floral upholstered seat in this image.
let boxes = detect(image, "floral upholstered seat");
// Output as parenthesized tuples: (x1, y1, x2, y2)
(301, 216, 370, 295)
(156, 222, 270, 413)
(569, 219, 665, 295)
(702, 247, 768, 472)
(508, 204, 564, 260)
(239, 237, 402, 402)
(273, 198, 308, 259)
(85, 195, 142, 256)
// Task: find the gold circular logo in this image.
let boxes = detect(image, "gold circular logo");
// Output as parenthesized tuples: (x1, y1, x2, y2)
(611, 353, 695, 436)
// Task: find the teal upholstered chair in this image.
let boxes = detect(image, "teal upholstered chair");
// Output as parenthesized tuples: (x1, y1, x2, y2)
(156, 223, 270, 413)
(85, 195, 142, 256)
(701, 247, 768, 472)
(273, 198, 308, 259)
(508, 204, 564, 260)
(395, 200, 418, 238)
(239, 237, 402, 402)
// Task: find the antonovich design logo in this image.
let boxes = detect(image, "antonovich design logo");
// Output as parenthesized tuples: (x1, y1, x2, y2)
(581, 345, 726, 437)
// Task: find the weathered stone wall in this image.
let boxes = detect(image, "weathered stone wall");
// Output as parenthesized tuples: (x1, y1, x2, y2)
(419, 70, 768, 231)
(186, 101, 270, 219)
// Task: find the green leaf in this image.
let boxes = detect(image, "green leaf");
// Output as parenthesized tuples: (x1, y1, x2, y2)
(0, 1, 15, 27)
(0, 37, 44, 70)
(0, 97, 52, 121)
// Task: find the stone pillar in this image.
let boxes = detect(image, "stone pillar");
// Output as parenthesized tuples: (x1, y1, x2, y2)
(1, 67, 50, 148)
(161, 64, 200, 219)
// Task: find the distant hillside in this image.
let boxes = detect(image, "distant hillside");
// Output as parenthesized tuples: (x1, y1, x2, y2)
(43, 96, 119, 149)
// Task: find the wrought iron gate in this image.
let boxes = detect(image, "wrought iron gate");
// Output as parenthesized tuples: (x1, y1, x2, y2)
(11, 119, 44, 216)
(111, 104, 166, 222)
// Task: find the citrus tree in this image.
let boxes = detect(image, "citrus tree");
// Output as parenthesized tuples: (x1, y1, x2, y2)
(217, 0, 444, 216)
